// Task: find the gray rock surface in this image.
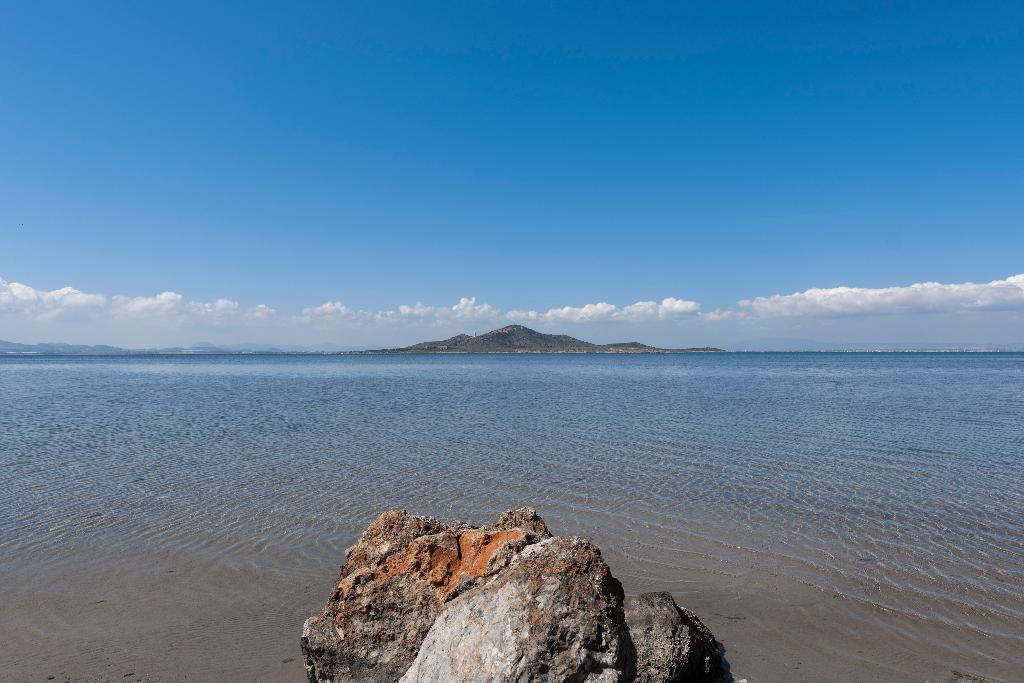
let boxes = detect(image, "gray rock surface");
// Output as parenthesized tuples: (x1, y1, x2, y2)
(400, 536, 635, 683)
(625, 592, 724, 683)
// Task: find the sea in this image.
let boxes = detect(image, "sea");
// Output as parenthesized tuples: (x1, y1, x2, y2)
(1, 353, 1021, 682)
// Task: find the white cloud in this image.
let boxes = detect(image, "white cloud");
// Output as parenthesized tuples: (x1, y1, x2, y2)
(736, 273, 1024, 318)
(393, 302, 434, 318)
(189, 298, 240, 317)
(0, 277, 273, 328)
(376, 297, 501, 325)
(111, 291, 184, 317)
(10, 272, 1024, 336)
(535, 302, 618, 323)
(2, 276, 703, 331)
(653, 297, 701, 318)
(0, 278, 107, 320)
(450, 296, 500, 319)
(304, 295, 701, 328)
(508, 297, 700, 323)
(300, 300, 363, 321)
(109, 292, 246, 322)
(245, 304, 277, 320)
(699, 308, 734, 321)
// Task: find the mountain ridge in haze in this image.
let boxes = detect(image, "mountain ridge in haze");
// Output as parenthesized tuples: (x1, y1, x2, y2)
(0, 339, 365, 355)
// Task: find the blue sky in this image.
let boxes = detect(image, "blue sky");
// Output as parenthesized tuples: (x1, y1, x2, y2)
(1, 2, 1022, 348)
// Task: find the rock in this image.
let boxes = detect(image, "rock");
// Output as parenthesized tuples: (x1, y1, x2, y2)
(302, 509, 723, 683)
(301, 508, 551, 682)
(625, 592, 723, 683)
(400, 536, 635, 682)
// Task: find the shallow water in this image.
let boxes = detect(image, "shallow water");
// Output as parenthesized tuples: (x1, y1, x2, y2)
(1, 353, 1022, 682)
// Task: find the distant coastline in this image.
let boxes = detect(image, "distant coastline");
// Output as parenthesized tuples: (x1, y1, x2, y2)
(4, 332, 1023, 356)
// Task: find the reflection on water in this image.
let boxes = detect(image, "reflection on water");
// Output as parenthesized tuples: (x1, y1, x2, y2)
(1, 353, 1022, 678)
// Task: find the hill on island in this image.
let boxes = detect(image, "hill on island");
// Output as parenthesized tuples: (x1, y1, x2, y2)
(354, 325, 725, 354)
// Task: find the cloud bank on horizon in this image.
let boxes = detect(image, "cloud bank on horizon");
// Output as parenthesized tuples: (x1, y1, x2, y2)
(2, 273, 1023, 346)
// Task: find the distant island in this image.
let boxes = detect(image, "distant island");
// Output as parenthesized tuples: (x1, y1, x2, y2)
(350, 325, 725, 354)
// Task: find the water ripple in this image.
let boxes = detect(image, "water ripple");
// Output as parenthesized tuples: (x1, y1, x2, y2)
(1, 353, 1022, 680)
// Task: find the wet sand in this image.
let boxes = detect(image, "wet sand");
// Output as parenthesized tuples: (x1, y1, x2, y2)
(1, 508, 1015, 683)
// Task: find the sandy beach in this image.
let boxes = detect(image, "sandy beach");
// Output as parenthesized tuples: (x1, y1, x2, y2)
(2, 508, 1015, 682)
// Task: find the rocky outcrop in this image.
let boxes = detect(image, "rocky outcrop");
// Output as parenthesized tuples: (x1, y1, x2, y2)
(301, 508, 552, 682)
(625, 592, 723, 683)
(301, 508, 722, 683)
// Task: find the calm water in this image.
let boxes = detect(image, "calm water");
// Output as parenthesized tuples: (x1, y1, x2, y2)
(1, 353, 1022, 681)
